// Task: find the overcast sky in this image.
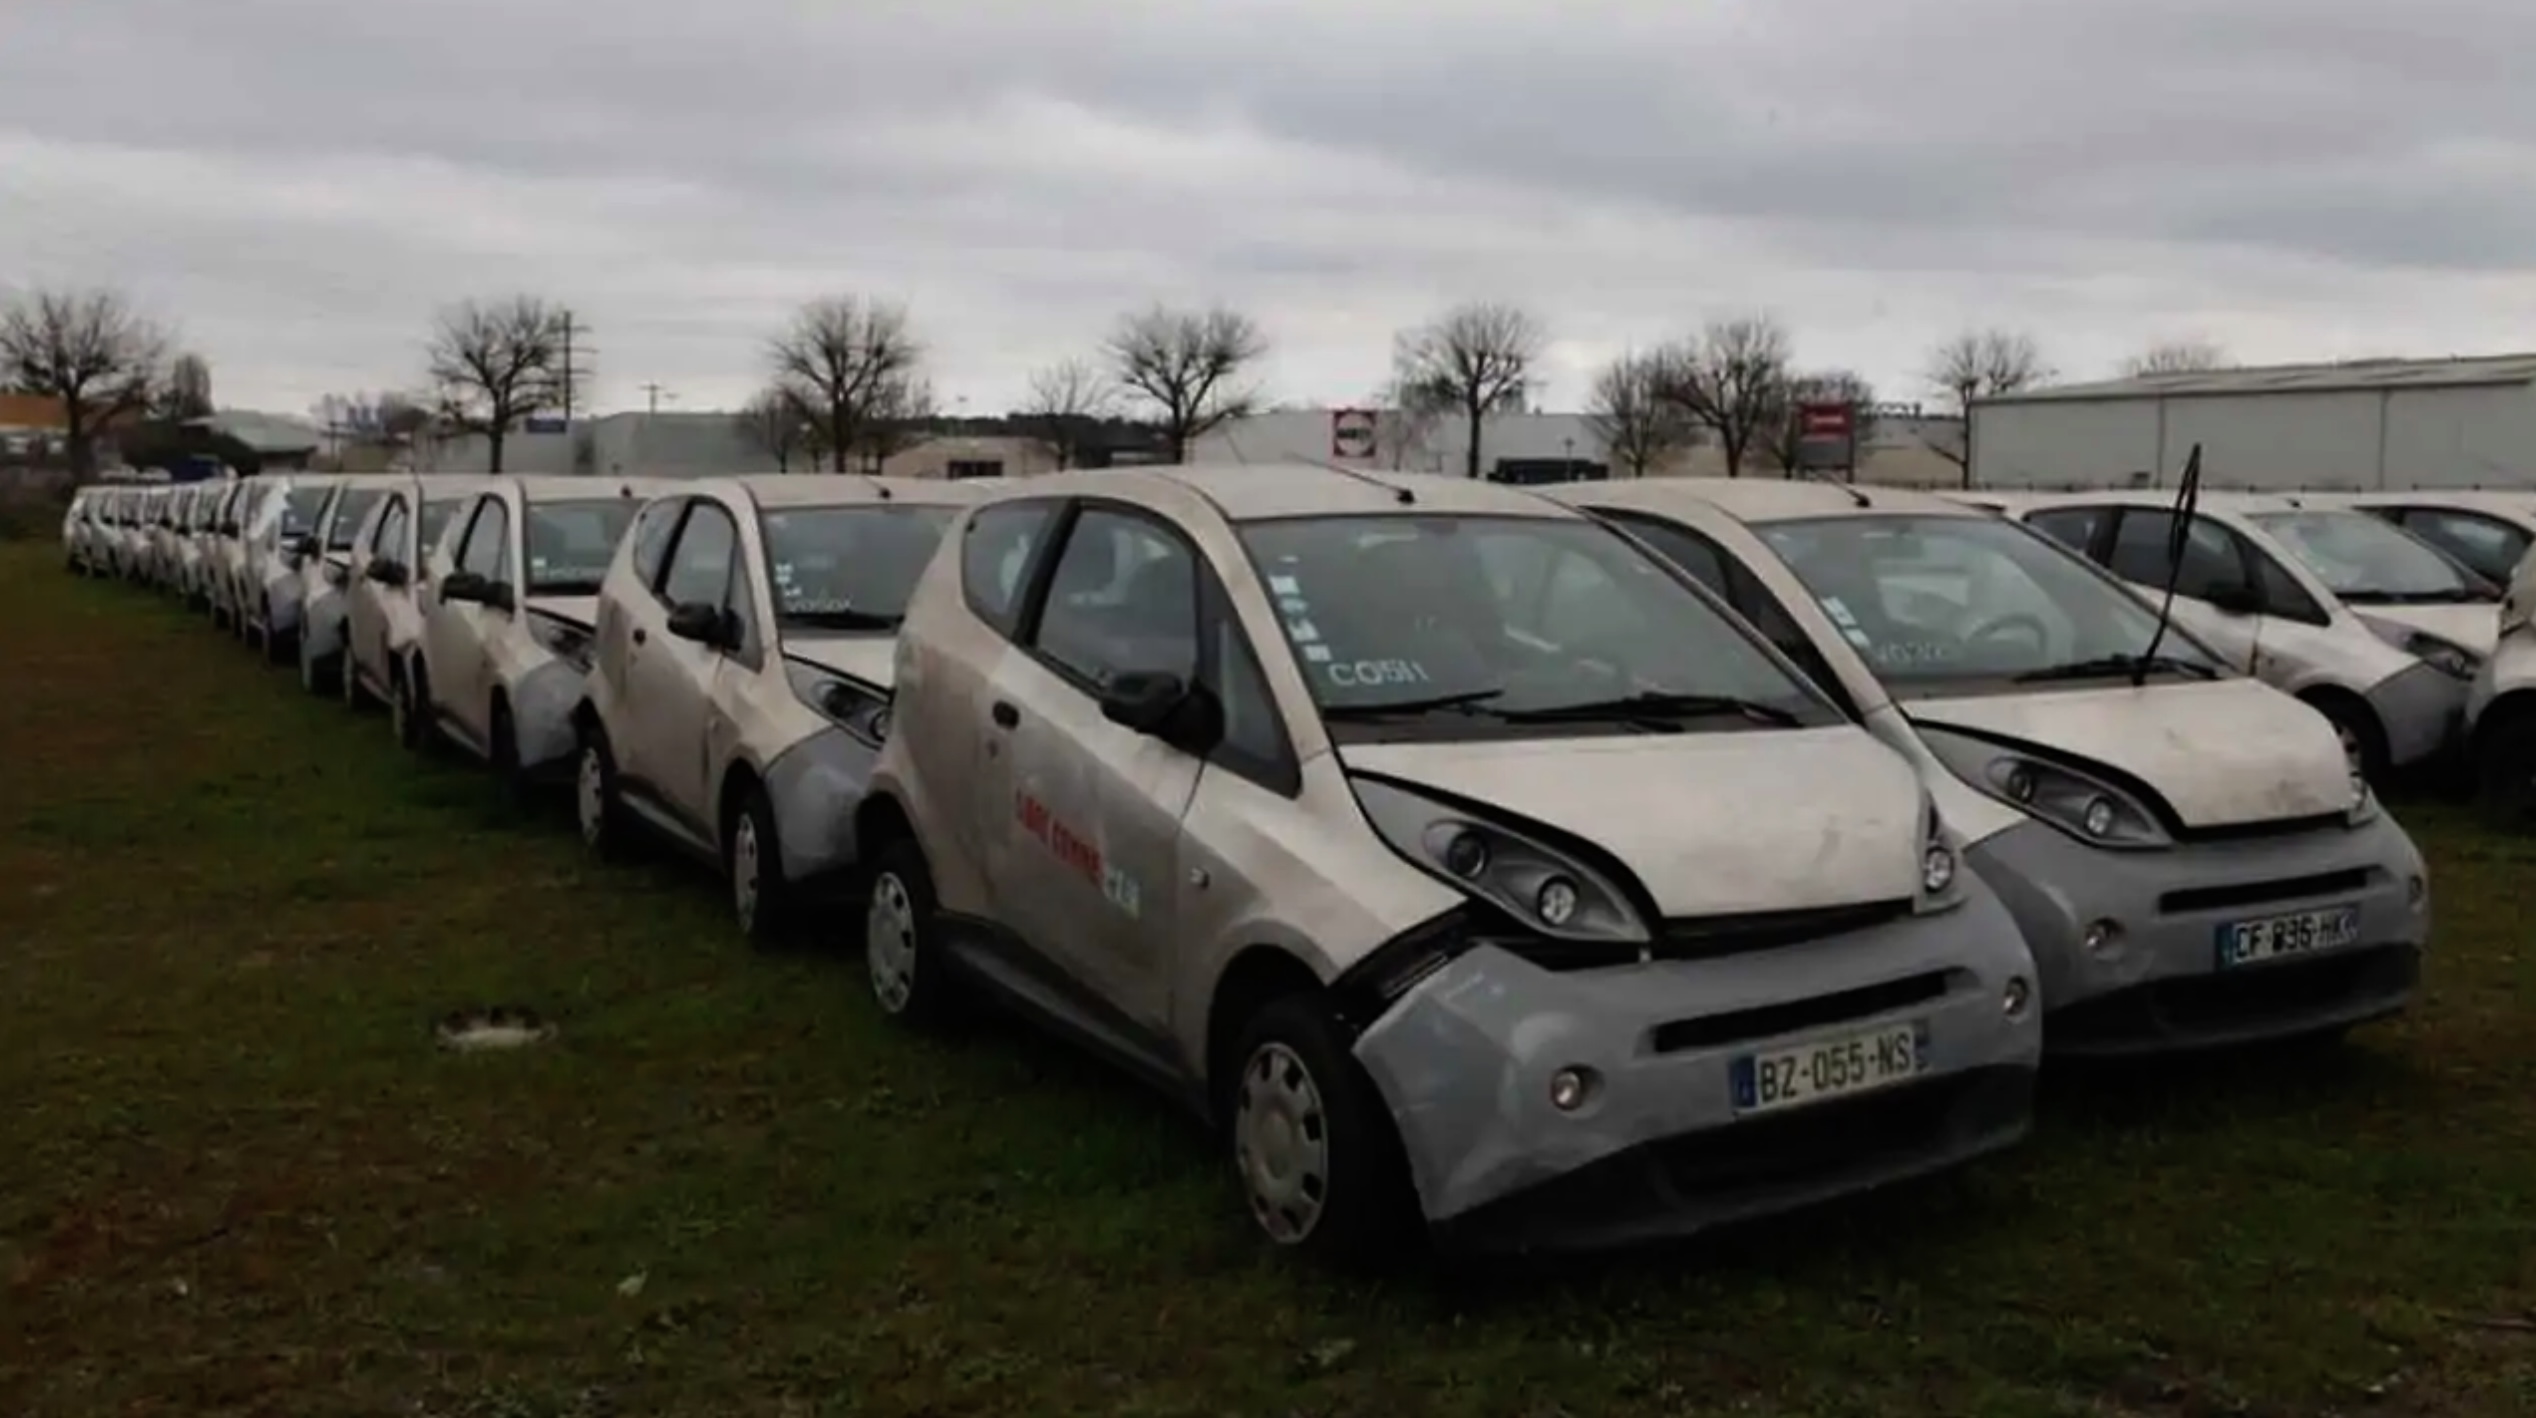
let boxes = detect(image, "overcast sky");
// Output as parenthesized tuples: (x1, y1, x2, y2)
(7, 0, 2536, 420)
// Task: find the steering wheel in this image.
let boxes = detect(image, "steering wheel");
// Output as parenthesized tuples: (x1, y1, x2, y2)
(1964, 613, 2051, 654)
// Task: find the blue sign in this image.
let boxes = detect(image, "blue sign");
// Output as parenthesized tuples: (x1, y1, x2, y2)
(523, 416, 569, 434)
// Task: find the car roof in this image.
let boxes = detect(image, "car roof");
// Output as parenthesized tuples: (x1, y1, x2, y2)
(1540, 476, 1981, 523)
(1010, 463, 1587, 522)
(508, 474, 680, 501)
(735, 474, 992, 509)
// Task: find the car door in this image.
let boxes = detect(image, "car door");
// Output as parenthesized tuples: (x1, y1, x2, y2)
(430, 494, 511, 744)
(592, 493, 690, 738)
(984, 503, 1206, 1032)
(623, 498, 741, 833)
(349, 494, 408, 686)
(957, 500, 1066, 878)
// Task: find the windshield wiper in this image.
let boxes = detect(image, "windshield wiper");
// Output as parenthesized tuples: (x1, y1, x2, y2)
(1496, 691, 1801, 727)
(783, 608, 902, 631)
(2014, 654, 2217, 684)
(1320, 689, 1508, 720)
(2340, 587, 2497, 605)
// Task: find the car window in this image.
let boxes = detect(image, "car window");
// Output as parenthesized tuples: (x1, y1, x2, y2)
(524, 498, 638, 595)
(326, 490, 384, 551)
(457, 498, 511, 581)
(1752, 514, 2220, 683)
(418, 497, 465, 561)
(2026, 506, 2104, 553)
(660, 502, 738, 608)
(1209, 595, 1289, 781)
(2245, 509, 2491, 603)
(373, 497, 409, 562)
(1029, 507, 1198, 688)
(627, 497, 684, 591)
(2397, 509, 2530, 584)
(1598, 510, 1733, 598)
(2106, 509, 2248, 600)
(1236, 514, 1835, 732)
(280, 486, 330, 537)
(759, 504, 955, 628)
(960, 501, 1058, 636)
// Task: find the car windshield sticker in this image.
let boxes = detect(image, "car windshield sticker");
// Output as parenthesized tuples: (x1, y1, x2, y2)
(1268, 574, 1301, 596)
(1820, 596, 1859, 628)
(1015, 792, 1141, 918)
(1302, 643, 1332, 662)
(1326, 659, 1431, 687)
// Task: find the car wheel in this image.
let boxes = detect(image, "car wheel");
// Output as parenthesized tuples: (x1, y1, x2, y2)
(296, 634, 335, 697)
(2473, 708, 2536, 830)
(396, 660, 438, 753)
(2305, 693, 2389, 783)
(261, 599, 292, 665)
(1228, 995, 1418, 1268)
(575, 728, 629, 860)
(864, 839, 958, 1023)
(727, 787, 795, 946)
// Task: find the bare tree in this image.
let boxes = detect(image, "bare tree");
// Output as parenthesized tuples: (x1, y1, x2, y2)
(1017, 358, 1116, 470)
(425, 296, 577, 473)
(1371, 377, 1444, 472)
(767, 296, 925, 474)
(1661, 315, 1794, 479)
(0, 287, 170, 478)
(2122, 339, 2230, 377)
(853, 376, 936, 472)
(1925, 328, 2051, 477)
(1103, 304, 1267, 462)
(1764, 370, 1879, 474)
(159, 352, 214, 421)
(1392, 302, 1545, 479)
(1584, 348, 1698, 478)
(734, 386, 810, 472)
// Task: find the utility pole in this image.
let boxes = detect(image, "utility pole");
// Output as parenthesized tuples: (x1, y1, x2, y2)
(555, 308, 596, 422)
(639, 382, 674, 415)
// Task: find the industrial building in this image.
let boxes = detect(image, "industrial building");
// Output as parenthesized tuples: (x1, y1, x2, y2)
(1969, 353, 2536, 491)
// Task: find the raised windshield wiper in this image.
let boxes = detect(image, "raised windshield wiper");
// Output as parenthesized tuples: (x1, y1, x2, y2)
(1319, 689, 1507, 720)
(2015, 654, 2217, 684)
(2340, 587, 2497, 605)
(784, 607, 901, 631)
(1496, 690, 1801, 726)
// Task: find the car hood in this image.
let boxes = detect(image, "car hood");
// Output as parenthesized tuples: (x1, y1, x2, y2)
(1339, 727, 1926, 917)
(1904, 677, 2351, 828)
(784, 634, 896, 690)
(2352, 603, 2499, 656)
(525, 594, 600, 630)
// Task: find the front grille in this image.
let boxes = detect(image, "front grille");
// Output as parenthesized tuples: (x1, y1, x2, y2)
(1654, 897, 1914, 962)
(2159, 867, 2373, 916)
(1650, 969, 1956, 1054)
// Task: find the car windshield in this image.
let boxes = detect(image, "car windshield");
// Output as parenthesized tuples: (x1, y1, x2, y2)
(758, 504, 955, 629)
(524, 498, 638, 594)
(418, 496, 465, 556)
(280, 486, 330, 536)
(326, 490, 384, 550)
(1234, 514, 1833, 736)
(1752, 514, 2222, 685)
(2246, 509, 2494, 602)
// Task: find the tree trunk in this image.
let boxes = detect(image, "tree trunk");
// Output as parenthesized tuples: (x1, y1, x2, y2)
(488, 427, 506, 474)
(1463, 404, 1483, 479)
(64, 406, 91, 480)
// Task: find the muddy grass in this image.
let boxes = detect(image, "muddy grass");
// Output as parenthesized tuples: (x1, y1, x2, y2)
(1, 544, 2531, 1417)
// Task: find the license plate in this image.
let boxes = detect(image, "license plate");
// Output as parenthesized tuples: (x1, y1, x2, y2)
(2215, 905, 2360, 968)
(1731, 1020, 1928, 1117)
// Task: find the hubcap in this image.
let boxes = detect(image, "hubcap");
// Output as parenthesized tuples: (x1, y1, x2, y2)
(577, 748, 607, 846)
(1234, 1042, 1331, 1245)
(732, 814, 761, 929)
(865, 871, 919, 1014)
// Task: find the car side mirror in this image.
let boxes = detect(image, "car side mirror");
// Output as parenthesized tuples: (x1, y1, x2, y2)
(219, 521, 239, 536)
(439, 570, 486, 603)
(292, 532, 320, 558)
(368, 558, 409, 588)
(2205, 582, 2262, 615)
(665, 600, 736, 648)
(484, 581, 517, 614)
(1098, 670, 1222, 752)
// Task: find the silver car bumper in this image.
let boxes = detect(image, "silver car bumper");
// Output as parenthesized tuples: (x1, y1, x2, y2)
(763, 726, 883, 884)
(2366, 661, 2469, 768)
(1352, 880, 2040, 1253)
(1967, 812, 2426, 1057)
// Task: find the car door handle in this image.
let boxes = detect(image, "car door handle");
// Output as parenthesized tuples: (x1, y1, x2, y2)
(632, 628, 647, 645)
(991, 700, 1020, 728)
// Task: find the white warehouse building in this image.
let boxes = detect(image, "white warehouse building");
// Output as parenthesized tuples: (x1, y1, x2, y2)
(1969, 353, 2536, 492)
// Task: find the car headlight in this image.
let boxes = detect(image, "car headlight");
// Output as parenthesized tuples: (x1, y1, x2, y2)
(1921, 727, 2172, 849)
(784, 661, 891, 745)
(2403, 631, 2480, 680)
(1350, 777, 1649, 946)
(1917, 798, 1963, 913)
(2347, 770, 2379, 826)
(525, 614, 595, 673)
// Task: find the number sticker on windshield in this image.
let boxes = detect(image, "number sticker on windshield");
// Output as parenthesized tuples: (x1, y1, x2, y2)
(1327, 659, 1431, 687)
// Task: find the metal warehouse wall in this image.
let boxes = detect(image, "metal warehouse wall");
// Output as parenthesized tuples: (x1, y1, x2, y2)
(1971, 382, 2536, 490)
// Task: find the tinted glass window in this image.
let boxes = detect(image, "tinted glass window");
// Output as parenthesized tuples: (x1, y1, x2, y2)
(457, 499, 511, 580)
(759, 505, 955, 629)
(417, 497, 465, 560)
(1752, 514, 2220, 682)
(2106, 510, 2247, 601)
(280, 486, 330, 536)
(326, 490, 384, 550)
(627, 498, 684, 592)
(2246, 509, 2493, 603)
(660, 503, 738, 608)
(1599, 511, 1732, 596)
(959, 501, 1057, 635)
(1031, 508, 1198, 687)
(374, 498, 410, 562)
(1236, 515, 1831, 726)
(2026, 507, 2103, 553)
(2397, 509, 2530, 584)
(525, 498, 639, 595)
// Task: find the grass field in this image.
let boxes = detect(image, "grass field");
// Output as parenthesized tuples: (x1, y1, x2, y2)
(3, 541, 2532, 1418)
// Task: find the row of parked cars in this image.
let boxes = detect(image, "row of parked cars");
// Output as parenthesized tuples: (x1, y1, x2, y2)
(58, 466, 2515, 1264)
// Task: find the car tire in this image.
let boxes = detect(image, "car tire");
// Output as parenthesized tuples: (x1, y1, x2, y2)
(2304, 693, 2389, 784)
(574, 727, 630, 860)
(727, 786, 796, 947)
(490, 701, 535, 807)
(864, 839, 959, 1024)
(1227, 994, 1419, 1269)
(395, 659, 438, 754)
(261, 598, 292, 666)
(2473, 707, 2536, 830)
